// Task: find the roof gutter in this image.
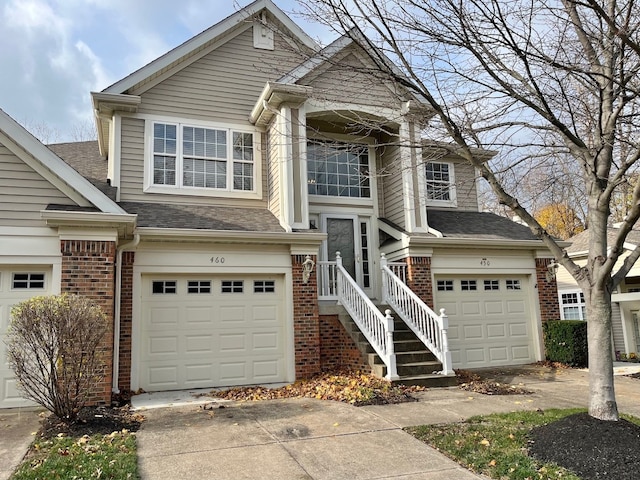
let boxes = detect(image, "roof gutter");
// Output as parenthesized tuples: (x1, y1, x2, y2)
(135, 227, 326, 244)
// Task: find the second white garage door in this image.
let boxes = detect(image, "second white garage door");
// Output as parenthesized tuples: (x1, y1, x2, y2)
(140, 275, 287, 392)
(434, 275, 537, 368)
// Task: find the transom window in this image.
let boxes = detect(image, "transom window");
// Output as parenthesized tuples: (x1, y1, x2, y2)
(307, 140, 370, 198)
(222, 281, 244, 293)
(12, 273, 45, 290)
(461, 280, 477, 291)
(151, 122, 254, 192)
(506, 279, 521, 290)
(560, 291, 586, 320)
(152, 281, 177, 294)
(426, 162, 455, 205)
(187, 280, 211, 294)
(484, 280, 499, 291)
(254, 280, 275, 293)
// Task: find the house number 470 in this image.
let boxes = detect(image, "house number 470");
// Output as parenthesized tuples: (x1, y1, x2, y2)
(480, 258, 490, 266)
(210, 256, 226, 264)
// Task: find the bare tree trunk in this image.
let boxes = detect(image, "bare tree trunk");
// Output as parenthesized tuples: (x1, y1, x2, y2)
(586, 289, 618, 420)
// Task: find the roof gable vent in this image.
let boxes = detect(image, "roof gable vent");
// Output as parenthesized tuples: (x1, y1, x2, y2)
(253, 11, 274, 50)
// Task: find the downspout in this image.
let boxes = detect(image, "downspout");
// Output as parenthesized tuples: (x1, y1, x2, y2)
(113, 234, 140, 394)
(427, 226, 444, 238)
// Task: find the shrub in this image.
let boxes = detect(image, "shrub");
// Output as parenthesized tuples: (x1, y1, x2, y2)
(543, 320, 588, 367)
(7, 294, 108, 422)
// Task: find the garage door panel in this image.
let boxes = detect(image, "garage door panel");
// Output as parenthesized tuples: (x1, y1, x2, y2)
(485, 301, 503, 315)
(462, 302, 481, 315)
(435, 275, 536, 369)
(462, 324, 483, 339)
(148, 307, 180, 326)
(140, 275, 287, 391)
(487, 323, 506, 338)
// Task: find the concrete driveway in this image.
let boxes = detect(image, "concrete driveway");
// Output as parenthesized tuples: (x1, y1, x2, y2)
(134, 366, 640, 480)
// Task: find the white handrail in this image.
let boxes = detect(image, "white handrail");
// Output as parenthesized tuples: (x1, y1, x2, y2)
(335, 252, 398, 380)
(380, 254, 453, 375)
(317, 261, 338, 299)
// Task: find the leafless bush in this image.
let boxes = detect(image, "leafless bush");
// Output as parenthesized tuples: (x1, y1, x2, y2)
(7, 294, 108, 422)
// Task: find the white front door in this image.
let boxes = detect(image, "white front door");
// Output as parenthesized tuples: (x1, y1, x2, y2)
(322, 214, 372, 295)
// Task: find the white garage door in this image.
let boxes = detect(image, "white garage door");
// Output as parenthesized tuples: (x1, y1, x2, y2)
(140, 275, 287, 391)
(434, 275, 536, 368)
(1, 269, 50, 408)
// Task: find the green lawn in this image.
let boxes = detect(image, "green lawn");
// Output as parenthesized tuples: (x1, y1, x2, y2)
(406, 409, 584, 480)
(10, 430, 138, 480)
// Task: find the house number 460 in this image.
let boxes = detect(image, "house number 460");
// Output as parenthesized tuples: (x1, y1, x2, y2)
(480, 258, 490, 266)
(210, 256, 226, 264)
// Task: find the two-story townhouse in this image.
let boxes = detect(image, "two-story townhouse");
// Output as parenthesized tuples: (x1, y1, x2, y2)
(0, 0, 559, 408)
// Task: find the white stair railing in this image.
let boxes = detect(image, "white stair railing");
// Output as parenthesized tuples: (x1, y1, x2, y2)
(317, 260, 338, 299)
(380, 253, 453, 375)
(335, 252, 398, 380)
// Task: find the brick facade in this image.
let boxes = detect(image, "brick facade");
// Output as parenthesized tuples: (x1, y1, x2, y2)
(117, 251, 135, 392)
(60, 240, 116, 405)
(292, 255, 321, 378)
(319, 314, 368, 371)
(536, 258, 561, 322)
(405, 256, 434, 306)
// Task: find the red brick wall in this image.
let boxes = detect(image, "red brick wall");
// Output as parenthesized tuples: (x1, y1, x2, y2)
(292, 255, 321, 378)
(406, 256, 434, 306)
(60, 240, 116, 405)
(117, 251, 134, 392)
(536, 258, 561, 322)
(319, 314, 368, 371)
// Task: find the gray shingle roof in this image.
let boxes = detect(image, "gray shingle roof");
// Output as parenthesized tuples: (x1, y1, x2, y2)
(566, 227, 640, 254)
(48, 141, 117, 201)
(119, 202, 285, 232)
(426, 209, 539, 241)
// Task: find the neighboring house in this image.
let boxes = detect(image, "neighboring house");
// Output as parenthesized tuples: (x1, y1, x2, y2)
(0, 0, 559, 409)
(557, 226, 640, 357)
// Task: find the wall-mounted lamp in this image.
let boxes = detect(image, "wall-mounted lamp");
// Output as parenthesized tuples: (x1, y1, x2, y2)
(302, 255, 315, 284)
(546, 261, 559, 283)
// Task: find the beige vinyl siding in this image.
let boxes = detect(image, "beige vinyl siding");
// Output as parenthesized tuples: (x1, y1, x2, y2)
(380, 143, 405, 228)
(267, 121, 281, 219)
(612, 303, 625, 354)
(302, 51, 402, 108)
(452, 160, 479, 211)
(0, 144, 76, 226)
(137, 28, 303, 123)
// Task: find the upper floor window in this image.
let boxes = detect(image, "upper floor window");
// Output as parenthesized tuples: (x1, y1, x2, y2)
(426, 161, 456, 206)
(560, 291, 586, 320)
(147, 120, 256, 195)
(307, 141, 370, 198)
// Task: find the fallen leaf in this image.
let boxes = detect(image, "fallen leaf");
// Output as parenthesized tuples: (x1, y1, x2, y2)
(488, 459, 496, 466)
(480, 439, 490, 447)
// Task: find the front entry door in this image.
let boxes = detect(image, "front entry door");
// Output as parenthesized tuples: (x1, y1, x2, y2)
(633, 311, 640, 353)
(323, 215, 372, 295)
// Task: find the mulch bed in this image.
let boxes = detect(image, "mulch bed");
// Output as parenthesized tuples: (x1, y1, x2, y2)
(38, 406, 144, 439)
(529, 412, 640, 479)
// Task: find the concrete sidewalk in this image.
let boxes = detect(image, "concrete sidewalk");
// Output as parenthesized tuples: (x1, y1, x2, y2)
(0, 408, 42, 480)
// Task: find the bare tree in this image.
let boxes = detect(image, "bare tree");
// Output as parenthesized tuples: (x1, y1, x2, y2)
(296, 0, 640, 421)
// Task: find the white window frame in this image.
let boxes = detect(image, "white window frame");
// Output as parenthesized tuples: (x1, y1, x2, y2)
(143, 117, 261, 199)
(559, 289, 587, 321)
(425, 161, 457, 207)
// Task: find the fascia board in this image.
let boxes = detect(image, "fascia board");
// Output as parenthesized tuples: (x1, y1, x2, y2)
(41, 210, 137, 237)
(279, 35, 353, 84)
(136, 227, 326, 245)
(0, 109, 126, 214)
(103, 0, 318, 95)
(408, 236, 549, 250)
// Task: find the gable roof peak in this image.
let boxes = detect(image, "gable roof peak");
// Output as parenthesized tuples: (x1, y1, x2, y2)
(103, 0, 319, 95)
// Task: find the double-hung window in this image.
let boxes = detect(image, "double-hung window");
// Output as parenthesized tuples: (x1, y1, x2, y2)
(426, 161, 456, 206)
(149, 121, 255, 194)
(559, 291, 586, 320)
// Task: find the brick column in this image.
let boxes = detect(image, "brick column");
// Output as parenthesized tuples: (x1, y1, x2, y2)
(61, 240, 116, 405)
(405, 256, 434, 306)
(118, 251, 135, 392)
(536, 258, 560, 322)
(292, 254, 321, 378)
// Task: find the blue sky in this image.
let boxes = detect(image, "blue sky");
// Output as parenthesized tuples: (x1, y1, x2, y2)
(0, 0, 330, 142)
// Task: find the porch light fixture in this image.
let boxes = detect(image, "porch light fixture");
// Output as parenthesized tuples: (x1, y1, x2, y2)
(546, 261, 559, 282)
(302, 255, 315, 284)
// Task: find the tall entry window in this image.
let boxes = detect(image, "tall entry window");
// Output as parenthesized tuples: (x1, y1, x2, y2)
(307, 140, 370, 198)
